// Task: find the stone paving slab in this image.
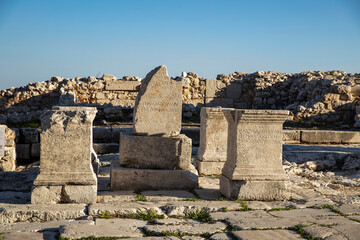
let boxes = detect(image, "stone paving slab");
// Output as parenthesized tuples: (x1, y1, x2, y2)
(269, 208, 335, 218)
(144, 221, 227, 235)
(59, 218, 148, 238)
(1, 232, 51, 240)
(211, 209, 342, 230)
(210, 233, 232, 240)
(88, 202, 165, 217)
(97, 190, 136, 203)
(303, 223, 360, 240)
(232, 230, 303, 240)
(142, 190, 197, 201)
(195, 189, 223, 200)
(0, 219, 93, 232)
(333, 203, 360, 215)
(0, 203, 86, 223)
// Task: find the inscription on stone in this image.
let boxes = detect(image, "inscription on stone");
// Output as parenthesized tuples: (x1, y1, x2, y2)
(105, 80, 141, 91)
(133, 65, 182, 137)
(0, 127, 5, 156)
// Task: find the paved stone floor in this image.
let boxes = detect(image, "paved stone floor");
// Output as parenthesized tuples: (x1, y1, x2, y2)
(1, 145, 360, 240)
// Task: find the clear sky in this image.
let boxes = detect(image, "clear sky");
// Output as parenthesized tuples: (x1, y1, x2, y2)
(0, 0, 359, 90)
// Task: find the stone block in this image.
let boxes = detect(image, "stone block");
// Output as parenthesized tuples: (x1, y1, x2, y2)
(93, 127, 112, 143)
(0, 147, 16, 171)
(220, 109, 289, 200)
(205, 79, 217, 98)
(93, 143, 119, 154)
(20, 128, 39, 144)
(62, 185, 97, 204)
(102, 74, 117, 81)
(119, 133, 192, 170)
(31, 143, 40, 158)
(301, 130, 360, 144)
(198, 107, 231, 162)
(31, 186, 62, 204)
(16, 144, 30, 160)
(194, 159, 225, 176)
(225, 83, 242, 99)
(205, 98, 234, 108)
(110, 162, 198, 191)
(32, 106, 98, 204)
(134, 65, 182, 137)
(283, 130, 301, 143)
(220, 175, 288, 200)
(105, 80, 140, 91)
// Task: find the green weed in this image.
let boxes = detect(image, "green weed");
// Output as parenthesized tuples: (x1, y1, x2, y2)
(185, 208, 214, 223)
(288, 224, 321, 240)
(131, 209, 165, 221)
(236, 200, 252, 211)
(269, 206, 296, 211)
(135, 191, 147, 202)
(97, 211, 112, 219)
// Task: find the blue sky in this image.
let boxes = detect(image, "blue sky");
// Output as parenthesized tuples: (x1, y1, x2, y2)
(0, 0, 359, 90)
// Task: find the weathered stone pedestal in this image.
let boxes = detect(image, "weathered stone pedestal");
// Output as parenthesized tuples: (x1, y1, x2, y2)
(195, 107, 233, 175)
(220, 109, 289, 200)
(31, 106, 98, 204)
(110, 65, 198, 191)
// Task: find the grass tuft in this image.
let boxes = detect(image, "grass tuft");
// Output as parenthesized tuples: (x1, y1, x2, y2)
(185, 208, 214, 223)
(269, 206, 296, 211)
(235, 200, 252, 211)
(97, 211, 112, 219)
(131, 209, 165, 221)
(288, 224, 321, 240)
(135, 191, 148, 202)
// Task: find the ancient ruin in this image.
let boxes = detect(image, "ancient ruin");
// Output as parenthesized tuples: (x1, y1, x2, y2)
(31, 106, 98, 204)
(110, 66, 198, 191)
(0, 68, 360, 239)
(220, 109, 290, 200)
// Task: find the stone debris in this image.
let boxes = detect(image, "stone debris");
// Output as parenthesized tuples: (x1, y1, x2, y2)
(59, 218, 147, 238)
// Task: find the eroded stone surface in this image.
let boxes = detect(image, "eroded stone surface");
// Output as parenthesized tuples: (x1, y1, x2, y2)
(60, 218, 147, 238)
(197, 107, 232, 175)
(134, 65, 182, 137)
(144, 221, 227, 235)
(220, 109, 289, 200)
(119, 133, 192, 170)
(0, 203, 86, 223)
(232, 230, 303, 240)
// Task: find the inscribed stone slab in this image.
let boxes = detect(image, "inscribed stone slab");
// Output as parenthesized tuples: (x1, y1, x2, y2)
(105, 80, 140, 91)
(133, 65, 182, 137)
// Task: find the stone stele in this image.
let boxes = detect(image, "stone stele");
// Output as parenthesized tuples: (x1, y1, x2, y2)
(31, 106, 97, 204)
(196, 107, 233, 175)
(133, 65, 182, 137)
(220, 109, 290, 201)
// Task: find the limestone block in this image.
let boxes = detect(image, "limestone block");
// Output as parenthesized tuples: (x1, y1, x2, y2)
(205, 79, 217, 98)
(102, 73, 117, 80)
(225, 83, 242, 99)
(0, 147, 16, 171)
(119, 133, 192, 170)
(33, 106, 97, 186)
(105, 80, 141, 91)
(205, 98, 234, 108)
(93, 127, 112, 143)
(31, 186, 62, 204)
(301, 130, 360, 144)
(93, 143, 119, 154)
(194, 159, 225, 176)
(62, 185, 97, 204)
(16, 144, 31, 160)
(31, 143, 40, 158)
(133, 65, 182, 137)
(110, 162, 198, 191)
(198, 107, 232, 162)
(58, 92, 76, 106)
(220, 109, 289, 200)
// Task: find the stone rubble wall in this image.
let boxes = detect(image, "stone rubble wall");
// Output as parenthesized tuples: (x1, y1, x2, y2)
(0, 71, 359, 125)
(0, 126, 16, 171)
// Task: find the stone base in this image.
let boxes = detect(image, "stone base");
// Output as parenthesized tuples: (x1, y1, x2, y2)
(31, 185, 97, 204)
(110, 162, 198, 191)
(194, 159, 225, 175)
(220, 175, 289, 201)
